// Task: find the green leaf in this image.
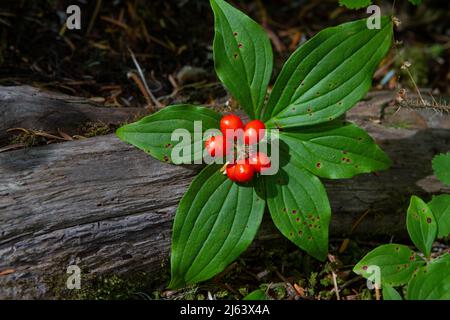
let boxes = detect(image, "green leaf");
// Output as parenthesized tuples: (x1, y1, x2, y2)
(265, 155, 331, 261)
(169, 165, 266, 288)
(382, 285, 402, 300)
(408, 0, 422, 5)
(211, 0, 273, 119)
(353, 244, 426, 286)
(279, 121, 391, 179)
(406, 196, 437, 257)
(339, 0, 372, 10)
(263, 17, 393, 128)
(116, 105, 221, 164)
(243, 289, 268, 300)
(407, 253, 450, 300)
(432, 152, 450, 186)
(428, 195, 450, 238)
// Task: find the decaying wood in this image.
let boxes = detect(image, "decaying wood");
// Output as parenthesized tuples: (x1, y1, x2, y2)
(0, 90, 449, 299)
(0, 85, 146, 144)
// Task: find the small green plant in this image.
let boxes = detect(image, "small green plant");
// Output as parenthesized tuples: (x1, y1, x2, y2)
(353, 154, 450, 300)
(243, 289, 269, 300)
(433, 152, 450, 187)
(339, 0, 421, 10)
(117, 0, 393, 289)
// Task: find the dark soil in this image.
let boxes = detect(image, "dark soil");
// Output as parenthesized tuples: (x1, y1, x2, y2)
(1, 0, 448, 104)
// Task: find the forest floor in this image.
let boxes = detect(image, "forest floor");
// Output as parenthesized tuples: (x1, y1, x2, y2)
(1, 0, 449, 147)
(72, 237, 449, 300)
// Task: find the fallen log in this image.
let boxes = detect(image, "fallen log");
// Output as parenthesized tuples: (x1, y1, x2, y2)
(0, 85, 146, 144)
(0, 90, 449, 299)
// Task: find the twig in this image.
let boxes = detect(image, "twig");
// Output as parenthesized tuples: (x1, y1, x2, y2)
(332, 271, 340, 300)
(338, 209, 370, 253)
(328, 254, 341, 300)
(127, 71, 154, 110)
(339, 275, 362, 291)
(0, 144, 26, 153)
(401, 61, 426, 106)
(375, 287, 381, 301)
(87, 0, 102, 35)
(128, 48, 163, 110)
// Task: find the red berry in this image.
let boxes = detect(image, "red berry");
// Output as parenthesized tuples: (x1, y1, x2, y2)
(234, 162, 255, 182)
(205, 135, 229, 157)
(226, 162, 254, 183)
(226, 164, 238, 182)
(220, 114, 244, 135)
(249, 152, 271, 173)
(244, 120, 266, 145)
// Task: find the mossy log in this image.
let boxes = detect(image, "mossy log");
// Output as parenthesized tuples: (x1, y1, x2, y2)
(0, 85, 146, 144)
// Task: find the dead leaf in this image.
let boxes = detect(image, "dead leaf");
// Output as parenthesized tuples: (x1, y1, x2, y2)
(58, 129, 74, 141)
(293, 283, 305, 297)
(0, 269, 15, 276)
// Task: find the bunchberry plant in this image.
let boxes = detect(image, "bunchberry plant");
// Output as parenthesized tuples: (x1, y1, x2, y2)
(116, 0, 393, 288)
(353, 196, 450, 300)
(354, 154, 450, 300)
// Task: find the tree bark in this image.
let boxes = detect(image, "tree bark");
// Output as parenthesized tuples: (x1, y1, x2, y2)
(0, 90, 449, 299)
(0, 85, 146, 144)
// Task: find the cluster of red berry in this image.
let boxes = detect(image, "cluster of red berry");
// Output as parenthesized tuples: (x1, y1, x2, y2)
(205, 114, 271, 183)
